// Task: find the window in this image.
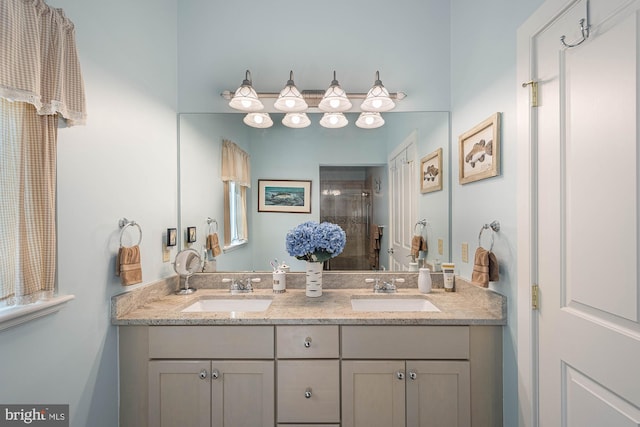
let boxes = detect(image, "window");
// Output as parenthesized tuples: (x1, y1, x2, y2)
(225, 181, 247, 248)
(221, 140, 250, 249)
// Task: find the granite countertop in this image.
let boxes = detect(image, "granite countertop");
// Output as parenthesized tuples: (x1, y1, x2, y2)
(111, 274, 506, 326)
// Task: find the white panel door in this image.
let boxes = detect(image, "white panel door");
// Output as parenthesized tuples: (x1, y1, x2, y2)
(533, 0, 640, 425)
(389, 131, 417, 271)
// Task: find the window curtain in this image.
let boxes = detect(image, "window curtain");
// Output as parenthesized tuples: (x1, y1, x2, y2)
(221, 140, 250, 245)
(221, 139, 250, 187)
(0, 0, 86, 304)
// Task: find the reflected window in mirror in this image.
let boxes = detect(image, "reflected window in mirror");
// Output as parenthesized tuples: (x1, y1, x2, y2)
(224, 180, 248, 249)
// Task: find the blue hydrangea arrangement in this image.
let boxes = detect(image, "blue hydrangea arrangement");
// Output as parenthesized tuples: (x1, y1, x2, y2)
(285, 221, 346, 263)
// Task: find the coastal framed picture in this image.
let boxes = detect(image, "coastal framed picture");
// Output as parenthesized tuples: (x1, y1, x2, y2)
(258, 179, 312, 213)
(420, 147, 443, 193)
(459, 112, 501, 184)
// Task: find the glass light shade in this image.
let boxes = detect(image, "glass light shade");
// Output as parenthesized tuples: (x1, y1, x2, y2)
(319, 112, 348, 129)
(318, 71, 352, 112)
(356, 112, 385, 129)
(274, 71, 308, 112)
(243, 112, 273, 128)
(282, 112, 311, 128)
(360, 71, 395, 112)
(229, 70, 264, 112)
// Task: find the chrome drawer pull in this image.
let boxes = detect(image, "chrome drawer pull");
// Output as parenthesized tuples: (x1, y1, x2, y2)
(396, 371, 405, 380)
(211, 369, 219, 379)
(198, 369, 208, 380)
(304, 337, 312, 348)
(409, 371, 417, 380)
(304, 387, 312, 398)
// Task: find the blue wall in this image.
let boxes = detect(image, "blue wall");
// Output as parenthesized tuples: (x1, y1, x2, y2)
(450, 1, 544, 426)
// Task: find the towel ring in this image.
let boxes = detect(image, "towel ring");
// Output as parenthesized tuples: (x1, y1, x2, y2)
(478, 220, 500, 251)
(414, 219, 427, 235)
(119, 218, 142, 247)
(207, 217, 218, 234)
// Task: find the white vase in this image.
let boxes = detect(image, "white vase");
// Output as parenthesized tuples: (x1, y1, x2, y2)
(305, 261, 323, 297)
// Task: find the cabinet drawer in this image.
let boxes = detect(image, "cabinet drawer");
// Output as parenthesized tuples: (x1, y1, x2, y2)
(341, 326, 469, 359)
(278, 425, 339, 427)
(277, 360, 340, 423)
(148, 326, 274, 359)
(277, 325, 339, 358)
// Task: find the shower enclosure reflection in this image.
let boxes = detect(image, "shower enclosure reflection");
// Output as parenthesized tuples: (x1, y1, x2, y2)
(320, 166, 387, 270)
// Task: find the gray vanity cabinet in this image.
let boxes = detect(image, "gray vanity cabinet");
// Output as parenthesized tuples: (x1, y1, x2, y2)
(341, 360, 470, 427)
(276, 325, 341, 425)
(341, 325, 497, 427)
(140, 326, 275, 427)
(148, 360, 274, 427)
(119, 324, 501, 427)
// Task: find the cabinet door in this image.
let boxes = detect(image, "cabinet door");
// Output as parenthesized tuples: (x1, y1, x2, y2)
(342, 360, 406, 427)
(148, 360, 211, 427)
(406, 361, 470, 427)
(211, 361, 274, 427)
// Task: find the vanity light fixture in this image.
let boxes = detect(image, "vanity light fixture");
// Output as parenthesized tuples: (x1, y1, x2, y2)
(243, 112, 273, 128)
(229, 70, 264, 112)
(282, 112, 311, 128)
(318, 71, 352, 112)
(274, 71, 308, 112)
(360, 71, 396, 112)
(222, 70, 407, 129)
(319, 112, 348, 129)
(356, 112, 385, 129)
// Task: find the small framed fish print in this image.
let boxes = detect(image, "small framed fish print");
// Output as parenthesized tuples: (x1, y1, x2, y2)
(459, 113, 501, 184)
(420, 148, 443, 194)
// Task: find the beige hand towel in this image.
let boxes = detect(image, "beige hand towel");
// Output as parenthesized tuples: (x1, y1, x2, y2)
(206, 233, 222, 257)
(410, 235, 428, 258)
(472, 247, 499, 287)
(116, 245, 142, 286)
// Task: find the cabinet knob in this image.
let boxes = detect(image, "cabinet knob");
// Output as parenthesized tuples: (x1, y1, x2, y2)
(198, 369, 208, 380)
(304, 387, 312, 398)
(396, 371, 405, 380)
(409, 372, 417, 380)
(304, 337, 312, 348)
(211, 369, 220, 379)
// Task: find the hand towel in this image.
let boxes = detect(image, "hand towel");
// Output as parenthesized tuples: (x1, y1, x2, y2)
(206, 233, 222, 257)
(410, 235, 428, 258)
(116, 245, 142, 286)
(471, 247, 499, 287)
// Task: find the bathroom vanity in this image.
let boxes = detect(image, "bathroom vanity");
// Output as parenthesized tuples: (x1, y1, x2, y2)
(113, 273, 505, 427)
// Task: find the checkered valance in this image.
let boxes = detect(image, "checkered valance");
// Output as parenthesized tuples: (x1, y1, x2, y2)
(0, 0, 86, 126)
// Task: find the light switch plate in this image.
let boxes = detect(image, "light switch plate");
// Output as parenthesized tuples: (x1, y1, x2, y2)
(462, 242, 469, 263)
(438, 238, 443, 255)
(162, 246, 170, 263)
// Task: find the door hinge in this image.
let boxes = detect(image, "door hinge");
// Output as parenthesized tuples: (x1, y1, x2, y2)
(522, 80, 538, 107)
(532, 284, 539, 310)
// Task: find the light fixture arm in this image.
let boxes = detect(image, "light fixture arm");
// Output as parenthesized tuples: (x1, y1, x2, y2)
(221, 90, 406, 106)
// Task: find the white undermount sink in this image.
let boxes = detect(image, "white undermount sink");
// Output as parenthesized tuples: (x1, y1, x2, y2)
(350, 298, 440, 312)
(181, 298, 272, 313)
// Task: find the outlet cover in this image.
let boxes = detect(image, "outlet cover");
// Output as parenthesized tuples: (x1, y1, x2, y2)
(461, 242, 469, 263)
(162, 246, 170, 263)
(438, 238, 443, 255)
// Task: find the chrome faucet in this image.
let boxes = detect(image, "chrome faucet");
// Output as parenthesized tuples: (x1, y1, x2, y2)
(366, 277, 404, 293)
(223, 277, 261, 294)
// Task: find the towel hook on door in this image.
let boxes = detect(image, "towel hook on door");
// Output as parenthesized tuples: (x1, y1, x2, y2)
(478, 220, 500, 251)
(560, 17, 590, 48)
(119, 218, 143, 247)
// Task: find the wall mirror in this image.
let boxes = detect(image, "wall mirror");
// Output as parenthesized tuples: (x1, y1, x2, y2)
(178, 111, 450, 272)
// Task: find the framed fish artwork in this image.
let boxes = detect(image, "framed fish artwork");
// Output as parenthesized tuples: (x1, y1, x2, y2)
(258, 179, 312, 213)
(459, 112, 501, 184)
